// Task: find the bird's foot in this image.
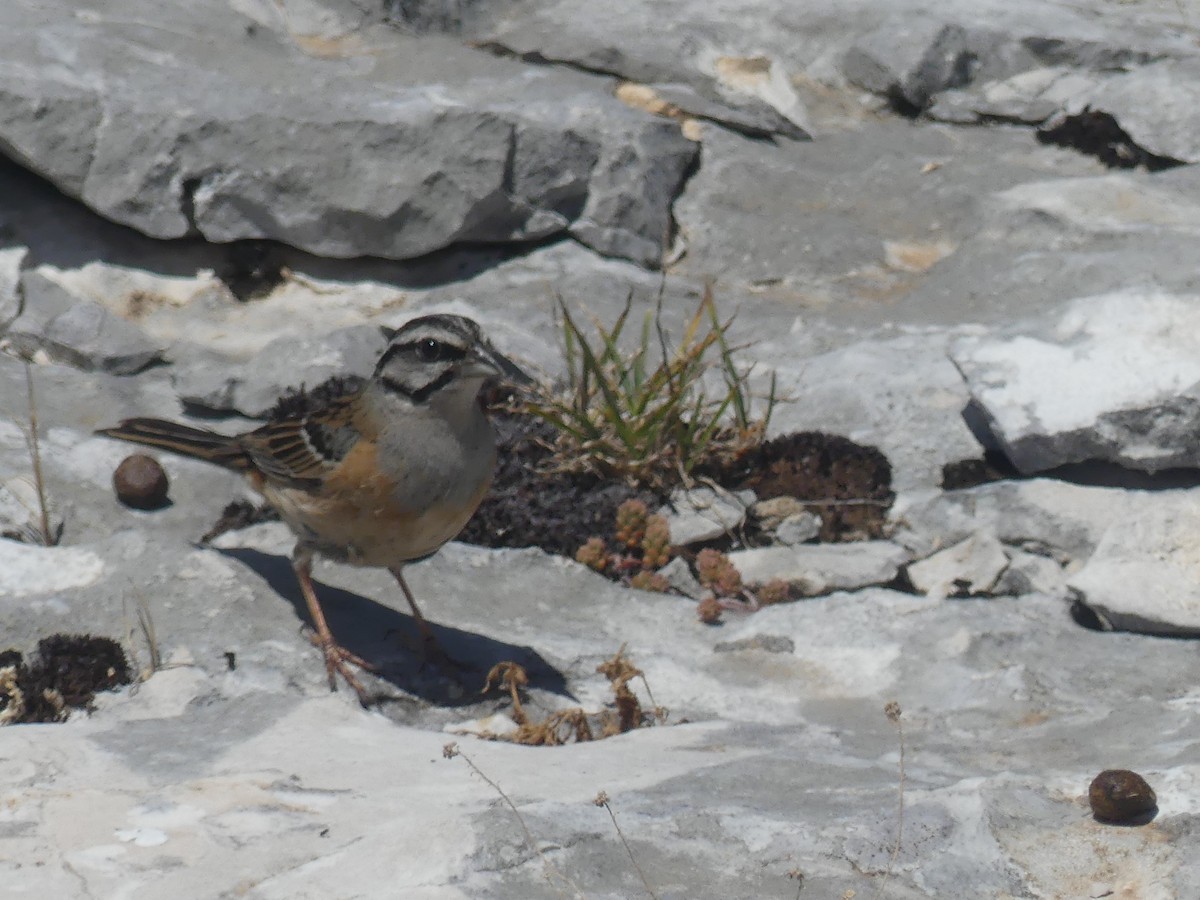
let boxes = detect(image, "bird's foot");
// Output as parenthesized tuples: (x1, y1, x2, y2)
(309, 632, 378, 704)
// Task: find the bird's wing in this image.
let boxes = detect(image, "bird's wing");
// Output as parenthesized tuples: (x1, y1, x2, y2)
(240, 376, 369, 490)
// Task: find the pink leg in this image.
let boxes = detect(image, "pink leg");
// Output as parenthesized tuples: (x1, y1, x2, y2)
(293, 549, 376, 702)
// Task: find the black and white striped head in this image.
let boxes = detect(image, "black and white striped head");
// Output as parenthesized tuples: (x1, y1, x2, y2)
(372, 315, 514, 404)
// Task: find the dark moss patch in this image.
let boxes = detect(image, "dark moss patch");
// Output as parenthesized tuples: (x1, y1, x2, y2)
(1, 635, 131, 724)
(703, 431, 894, 542)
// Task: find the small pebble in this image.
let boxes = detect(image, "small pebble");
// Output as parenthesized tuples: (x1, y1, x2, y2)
(113, 454, 170, 510)
(1088, 769, 1157, 823)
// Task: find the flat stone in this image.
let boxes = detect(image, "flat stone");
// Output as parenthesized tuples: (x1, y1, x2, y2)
(6, 271, 164, 375)
(1069, 490, 1200, 636)
(621, 81, 810, 140)
(993, 167, 1200, 237)
(713, 633, 795, 654)
(952, 288, 1200, 474)
(728, 541, 910, 595)
(894, 478, 1147, 563)
(660, 487, 753, 546)
(907, 530, 1009, 598)
(774, 511, 822, 546)
(658, 556, 705, 600)
(993, 547, 1068, 597)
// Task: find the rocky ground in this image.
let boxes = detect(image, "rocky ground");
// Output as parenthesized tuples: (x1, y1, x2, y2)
(3, 0, 1200, 897)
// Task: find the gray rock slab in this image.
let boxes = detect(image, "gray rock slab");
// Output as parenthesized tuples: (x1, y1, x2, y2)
(638, 81, 810, 140)
(4, 539, 1200, 897)
(951, 288, 1200, 474)
(471, 0, 1193, 116)
(906, 530, 1009, 598)
(893, 478, 1158, 563)
(929, 59, 1200, 163)
(728, 541, 909, 594)
(1069, 489, 1200, 636)
(0, 0, 695, 267)
(842, 20, 1037, 111)
(658, 555, 705, 600)
(5, 271, 164, 375)
(1067, 58, 1200, 163)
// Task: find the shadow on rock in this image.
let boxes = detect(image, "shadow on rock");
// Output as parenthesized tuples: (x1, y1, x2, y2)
(217, 547, 571, 707)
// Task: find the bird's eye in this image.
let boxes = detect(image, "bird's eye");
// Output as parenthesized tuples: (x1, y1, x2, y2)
(416, 338, 444, 362)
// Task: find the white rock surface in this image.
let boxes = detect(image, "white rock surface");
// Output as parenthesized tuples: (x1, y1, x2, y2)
(907, 530, 1009, 598)
(1069, 490, 1200, 636)
(0, 540, 105, 595)
(728, 541, 909, 594)
(952, 288, 1200, 474)
(994, 168, 1200, 237)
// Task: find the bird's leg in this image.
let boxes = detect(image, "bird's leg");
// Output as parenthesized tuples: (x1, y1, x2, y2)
(292, 549, 376, 702)
(389, 566, 465, 670)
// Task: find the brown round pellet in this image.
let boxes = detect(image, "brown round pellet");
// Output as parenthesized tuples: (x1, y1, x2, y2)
(1089, 769, 1157, 823)
(113, 454, 170, 510)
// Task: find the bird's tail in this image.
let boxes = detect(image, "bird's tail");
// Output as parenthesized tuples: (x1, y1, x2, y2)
(96, 418, 253, 472)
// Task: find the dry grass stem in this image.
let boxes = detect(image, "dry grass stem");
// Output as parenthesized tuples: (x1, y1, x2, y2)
(594, 791, 659, 900)
(871, 701, 906, 900)
(443, 742, 582, 899)
(22, 361, 56, 546)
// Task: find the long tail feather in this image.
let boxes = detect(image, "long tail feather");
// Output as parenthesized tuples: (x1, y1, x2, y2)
(96, 418, 252, 471)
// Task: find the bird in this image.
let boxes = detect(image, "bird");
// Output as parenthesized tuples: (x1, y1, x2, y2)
(98, 314, 525, 703)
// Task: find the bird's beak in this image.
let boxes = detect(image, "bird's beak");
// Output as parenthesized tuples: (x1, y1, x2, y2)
(467, 341, 534, 386)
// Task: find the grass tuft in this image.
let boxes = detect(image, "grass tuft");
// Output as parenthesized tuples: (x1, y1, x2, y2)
(523, 282, 776, 491)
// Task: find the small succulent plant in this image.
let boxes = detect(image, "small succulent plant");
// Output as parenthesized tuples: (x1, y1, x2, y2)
(574, 499, 675, 592)
(695, 548, 742, 597)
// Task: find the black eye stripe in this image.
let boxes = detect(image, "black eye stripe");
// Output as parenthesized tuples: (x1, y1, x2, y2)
(375, 337, 467, 371)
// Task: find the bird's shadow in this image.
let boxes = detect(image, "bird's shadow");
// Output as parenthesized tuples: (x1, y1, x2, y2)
(215, 547, 571, 707)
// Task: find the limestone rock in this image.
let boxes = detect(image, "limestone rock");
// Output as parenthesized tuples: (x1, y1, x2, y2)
(1069, 490, 1200, 636)
(906, 530, 1008, 598)
(0, 0, 696, 268)
(728, 541, 910, 595)
(6, 272, 163, 375)
(952, 289, 1200, 474)
(660, 487, 754, 546)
